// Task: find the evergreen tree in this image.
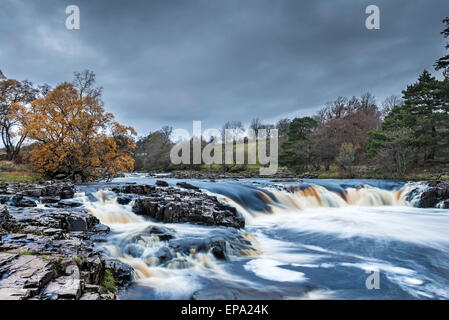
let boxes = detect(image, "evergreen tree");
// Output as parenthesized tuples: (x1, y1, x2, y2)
(435, 17, 449, 74)
(382, 70, 449, 160)
(279, 117, 317, 171)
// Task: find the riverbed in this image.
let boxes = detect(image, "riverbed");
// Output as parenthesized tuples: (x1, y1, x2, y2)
(77, 175, 449, 299)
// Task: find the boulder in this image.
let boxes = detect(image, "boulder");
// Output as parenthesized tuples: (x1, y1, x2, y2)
(11, 195, 37, 207)
(104, 259, 134, 287)
(419, 181, 449, 208)
(132, 195, 244, 229)
(0, 205, 23, 233)
(176, 182, 199, 190)
(112, 184, 155, 195)
(57, 200, 83, 208)
(155, 180, 169, 187)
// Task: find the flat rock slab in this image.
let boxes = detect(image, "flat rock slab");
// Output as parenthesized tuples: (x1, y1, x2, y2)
(0, 253, 54, 299)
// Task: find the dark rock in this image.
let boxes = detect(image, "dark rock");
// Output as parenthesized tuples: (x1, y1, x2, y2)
(92, 224, 110, 234)
(168, 231, 255, 260)
(124, 244, 144, 258)
(57, 200, 83, 208)
(0, 195, 11, 204)
(176, 182, 199, 190)
(112, 184, 155, 195)
(104, 259, 134, 287)
(0, 205, 23, 233)
(155, 180, 169, 187)
(40, 196, 61, 204)
(116, 195, 133, 205)
(11, 195, 37, 207)
(142, 225, 175, 241)
(419, 181, 449, 208)
(66, 216, 88, 232)
(153, 247, 174, 263)
(82, 255, 103, 285)
(132, 188, 244, 229)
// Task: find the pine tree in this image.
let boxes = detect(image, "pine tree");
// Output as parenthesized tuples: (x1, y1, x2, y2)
(382, 70, 449, 160)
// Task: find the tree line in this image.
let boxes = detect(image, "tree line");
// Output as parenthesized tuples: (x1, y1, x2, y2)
(280, 17, 449, 177)
(135, 18, 449, 178)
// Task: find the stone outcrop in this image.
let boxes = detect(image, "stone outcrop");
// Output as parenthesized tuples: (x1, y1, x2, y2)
(418, 181, 449, 208)
(112, 183, 245, 228)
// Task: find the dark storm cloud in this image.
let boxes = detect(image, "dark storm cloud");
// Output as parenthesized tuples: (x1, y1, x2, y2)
(0, 0, 448, 135)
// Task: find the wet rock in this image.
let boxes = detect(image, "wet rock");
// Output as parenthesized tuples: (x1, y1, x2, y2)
(40, 276, 82, 300)
(42, 228, 63, 236)
(117, 195, 133, 205)
(168, 231, 255, 260)
(92, 224, 110, 234)
(0, 253, 54, 299)
(154, 247, 174, 263)
(104, 259, 134, 287)
(132, 188, 244, 229)
(57, 200, 83, 208)
(0, 205, 23, 233)
(176, 182, 199, 190)
(155, 180, 169, 187)
(0, 195, 11, 204)
(82, 255, 103, 285)
(11, 195, 36, 207)
(40, 196, 61, 204)
(124, 243, 144, 258)
(142, 225, 175, 241)
(112, 184, 155, 195)
(419, 181, 449, 208)
(15, 207, 99, 232)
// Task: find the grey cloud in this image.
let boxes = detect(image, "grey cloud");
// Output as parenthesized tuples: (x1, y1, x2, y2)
(0, 0, 448, 135)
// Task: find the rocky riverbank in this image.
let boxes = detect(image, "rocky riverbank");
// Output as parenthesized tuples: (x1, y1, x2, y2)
(0, 182, 134, 300)
(148, 168, 315, 180)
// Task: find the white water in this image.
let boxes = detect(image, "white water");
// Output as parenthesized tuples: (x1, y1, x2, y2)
(76, 179, 449, 299)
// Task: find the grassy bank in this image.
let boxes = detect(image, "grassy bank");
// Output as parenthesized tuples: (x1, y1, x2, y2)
(0, 161, 43, 183)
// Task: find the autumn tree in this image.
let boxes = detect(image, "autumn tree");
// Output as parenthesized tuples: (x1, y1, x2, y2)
(26, 81, 136, 181)
(310, 94, 381, 167)
(0, 79, 39, 160)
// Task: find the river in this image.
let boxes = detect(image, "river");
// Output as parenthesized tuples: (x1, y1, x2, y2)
(74, 175, 449, 299)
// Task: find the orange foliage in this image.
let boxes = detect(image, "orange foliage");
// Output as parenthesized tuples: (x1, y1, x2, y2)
(26, 82, 136, 181)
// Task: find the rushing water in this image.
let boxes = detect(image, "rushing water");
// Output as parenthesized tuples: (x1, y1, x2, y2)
(75, 175, 449, 300)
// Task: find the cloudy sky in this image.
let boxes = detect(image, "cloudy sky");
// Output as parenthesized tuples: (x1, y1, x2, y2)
(0, 0, 448, 136)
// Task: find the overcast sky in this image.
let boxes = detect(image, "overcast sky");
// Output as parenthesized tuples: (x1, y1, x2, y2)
(0, 0, 448, 136)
